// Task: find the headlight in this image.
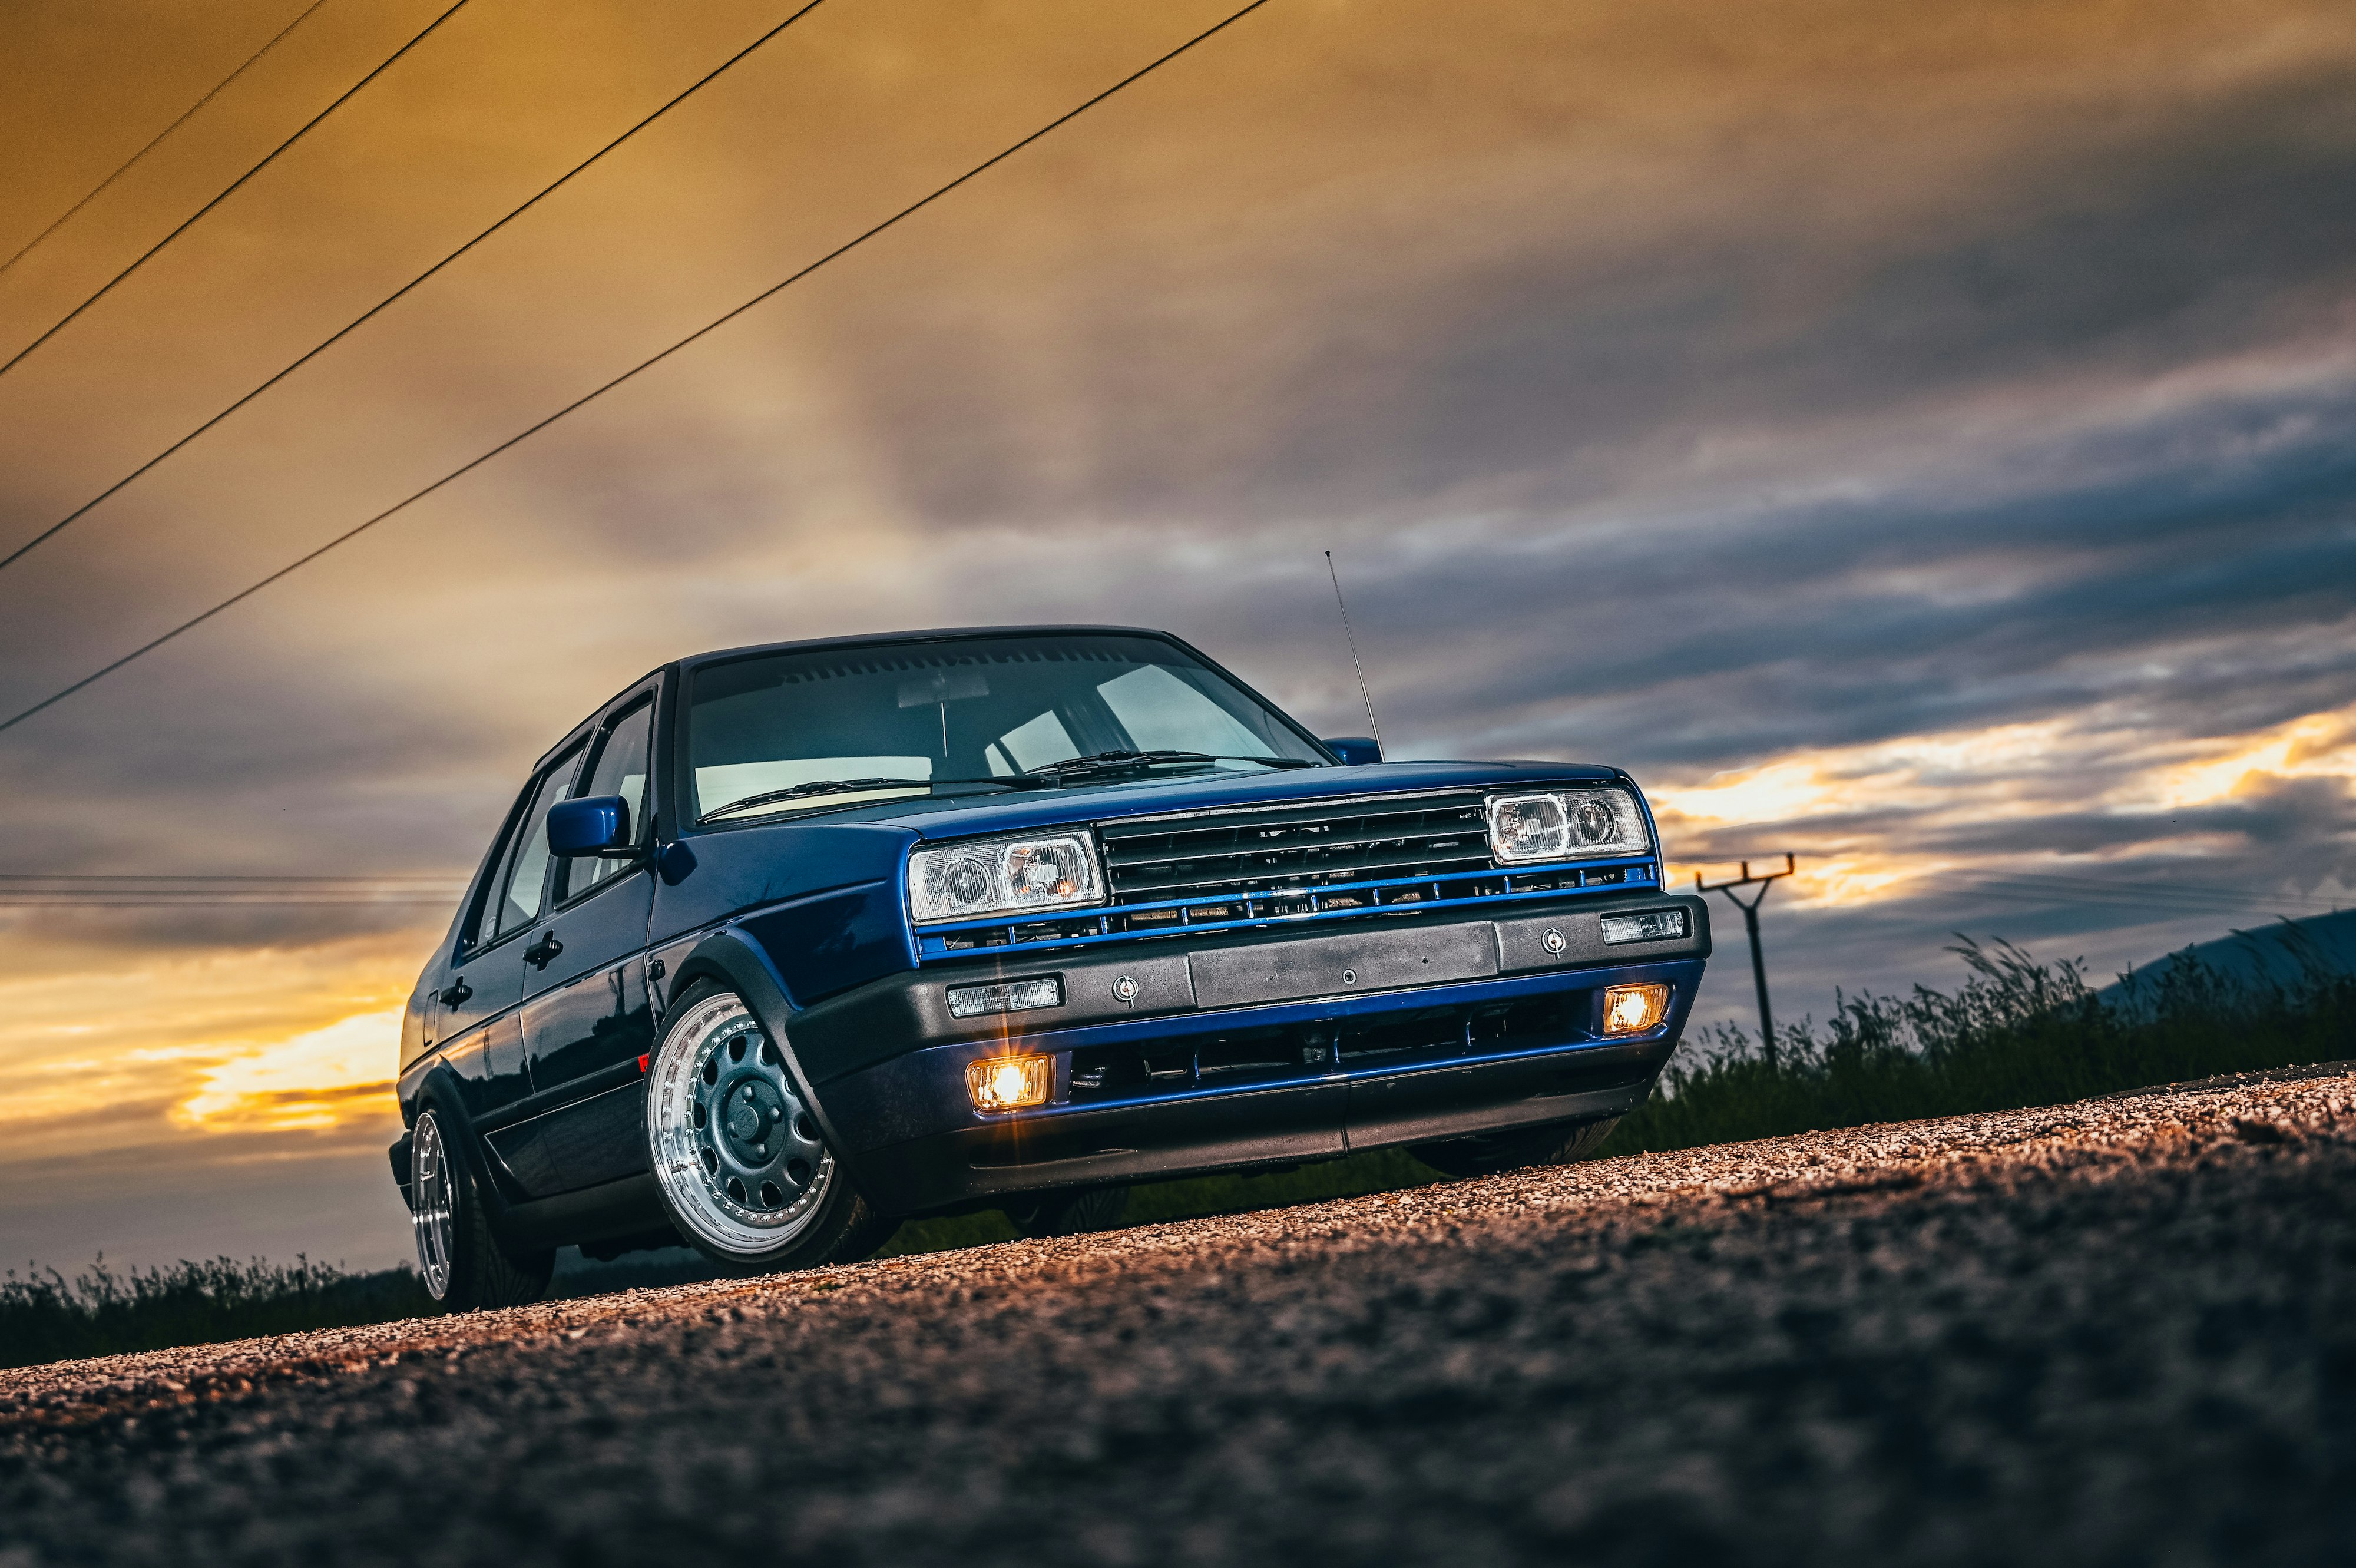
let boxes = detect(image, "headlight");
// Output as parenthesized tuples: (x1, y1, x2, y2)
(1485, 788, 1650, 864)
(909, 832, 1102, 924)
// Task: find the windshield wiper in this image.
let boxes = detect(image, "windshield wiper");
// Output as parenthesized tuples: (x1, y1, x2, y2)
(701, 753, 1311, 823)
(700, 778, 931, 823)
(1021, 750, 1319, 782)
(699, 774, 1054, 825)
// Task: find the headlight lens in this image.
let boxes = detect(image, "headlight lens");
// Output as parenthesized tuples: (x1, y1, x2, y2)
(1485, 788, 1650, 863)
(909, 833, 1102, 924)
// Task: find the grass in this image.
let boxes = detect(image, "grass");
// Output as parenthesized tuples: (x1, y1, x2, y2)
(1, 1255, 432, 1372)
(10, 931, 2347, 1368)
(1594, 932, 2356, 1158)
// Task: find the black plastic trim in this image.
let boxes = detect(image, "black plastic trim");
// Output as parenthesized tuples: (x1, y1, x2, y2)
(792, 892, 1709, 1084)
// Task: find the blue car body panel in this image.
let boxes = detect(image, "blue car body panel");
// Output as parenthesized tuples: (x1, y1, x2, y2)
(390, 626, 1709, 1252)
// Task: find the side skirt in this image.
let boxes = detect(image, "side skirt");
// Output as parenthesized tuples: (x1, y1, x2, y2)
(491, 1172, 673, 1252)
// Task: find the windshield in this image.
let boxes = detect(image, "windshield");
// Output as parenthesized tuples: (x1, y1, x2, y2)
(686, 633, 1327, 821)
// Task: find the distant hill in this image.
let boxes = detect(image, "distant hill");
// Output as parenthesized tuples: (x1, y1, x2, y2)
(2104, 907, 2356, 1004)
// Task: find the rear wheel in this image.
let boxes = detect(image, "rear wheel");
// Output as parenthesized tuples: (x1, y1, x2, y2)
(411, 1106, 554, 1312)
(645, 985, 892, 1272)
(1411, 1114, 1622, 1179)
(1004, 1185, 1131, 1238)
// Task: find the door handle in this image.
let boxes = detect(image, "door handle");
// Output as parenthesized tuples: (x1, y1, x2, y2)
(524, 931, 565, 970)
(439, 976, 473, 1006)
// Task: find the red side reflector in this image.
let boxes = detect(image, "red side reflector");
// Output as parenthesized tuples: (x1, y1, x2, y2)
(637, 1054, 650, 1074)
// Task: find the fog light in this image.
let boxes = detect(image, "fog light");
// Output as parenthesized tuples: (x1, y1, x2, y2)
(1601, 983, 1671, 1036)
(968, 1054, 1053, 1112)
(947, 975, 1063, 1019)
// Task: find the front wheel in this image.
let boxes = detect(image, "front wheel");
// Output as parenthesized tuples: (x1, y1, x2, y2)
(644, 985, 892, 1272)
(1411, 1115, 1622, 1179)
(411, 1106, 554, 1312)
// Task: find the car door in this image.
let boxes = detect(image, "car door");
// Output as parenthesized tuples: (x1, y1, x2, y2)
(444, 745, 582, 1190)
(515, 690, 661, 1193)
(429, 785, 535, 1123)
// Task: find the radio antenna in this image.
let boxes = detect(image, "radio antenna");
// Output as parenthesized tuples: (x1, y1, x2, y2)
(1325, 550, 1384, 753)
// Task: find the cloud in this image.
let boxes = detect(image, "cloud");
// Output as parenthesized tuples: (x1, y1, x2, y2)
(173, 1007, 404, 1133)
(2, 0, 2353, 1264)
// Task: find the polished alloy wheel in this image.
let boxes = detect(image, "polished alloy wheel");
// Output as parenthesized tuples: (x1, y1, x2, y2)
(648, 992, 834, 1256)
(411, 1110, 456, 1300)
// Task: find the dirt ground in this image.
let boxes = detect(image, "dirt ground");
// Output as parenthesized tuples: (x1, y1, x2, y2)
(5, 1066, 2354, 1566)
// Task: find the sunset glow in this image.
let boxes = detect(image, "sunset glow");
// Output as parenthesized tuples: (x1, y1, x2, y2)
(4, 0, 2350, 1270)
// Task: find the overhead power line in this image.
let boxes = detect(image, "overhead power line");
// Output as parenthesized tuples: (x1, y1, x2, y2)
(0, 0, 331, 282)
(0, 0, 1275, 740)
(0, 0, 831, 578)
(1691, 859, 2343, 921)
(0, 873, 466, 907)
(0, 874, 463, 881)
(0, 0, 473, 383)
(1918, 869, 2342, 920)
(0, 895, 456, 907)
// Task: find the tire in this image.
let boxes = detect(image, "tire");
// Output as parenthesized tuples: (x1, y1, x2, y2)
(1411, 1114, 1622, 1179)
(644, 984, 894, 1273)
(1004, 1185, 1131, 1239)
(410, 1104, 555, 1312)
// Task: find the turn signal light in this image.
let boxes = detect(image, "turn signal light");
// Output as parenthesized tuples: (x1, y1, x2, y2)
(1601, 983, 1671, 1036)
(947, 975, 1063, 1020)
(967, 1054, 1053, 1112)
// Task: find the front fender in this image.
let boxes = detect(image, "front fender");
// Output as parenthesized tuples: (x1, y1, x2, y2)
(664, 925, 860, 1177)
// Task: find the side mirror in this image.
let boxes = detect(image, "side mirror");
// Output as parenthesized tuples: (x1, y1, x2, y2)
(1323, 736, 1382, 766)
(548, 795, 633, 857)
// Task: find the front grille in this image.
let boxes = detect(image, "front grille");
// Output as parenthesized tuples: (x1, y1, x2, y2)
(1100, 791, 1495, 906)
(915, 787, 1662, 958)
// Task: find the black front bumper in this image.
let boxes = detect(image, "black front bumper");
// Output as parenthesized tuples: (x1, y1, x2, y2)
(792, 893, 1709, 1215)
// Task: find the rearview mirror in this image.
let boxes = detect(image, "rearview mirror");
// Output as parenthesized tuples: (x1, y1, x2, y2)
(1323, 736, 1382, 765)
(548, 795, 633, 857)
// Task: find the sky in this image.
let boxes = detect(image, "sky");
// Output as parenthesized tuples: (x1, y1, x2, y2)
(2, 0, 2351, 1273)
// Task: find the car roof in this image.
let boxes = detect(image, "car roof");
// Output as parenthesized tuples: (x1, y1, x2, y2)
(678, 624, 1194, 671)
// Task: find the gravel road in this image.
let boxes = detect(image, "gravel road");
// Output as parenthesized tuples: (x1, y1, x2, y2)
(6, 1067, 2355, 1566)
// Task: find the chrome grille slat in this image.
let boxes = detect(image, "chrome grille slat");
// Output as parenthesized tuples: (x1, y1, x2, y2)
(1099, 792, 1494, 905)
(1098, 819, 1480, 856)
(1107, 850, 1495, 896)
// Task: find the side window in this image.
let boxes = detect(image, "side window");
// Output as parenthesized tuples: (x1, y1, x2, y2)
(460, 783, 538, 951)
(558, 698, 654, 901)
(493, 749, 582, 941)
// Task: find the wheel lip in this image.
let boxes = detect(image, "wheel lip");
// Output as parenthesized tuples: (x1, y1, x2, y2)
(411, 1110, 456, 1301)
(647, 991, 835, 1258)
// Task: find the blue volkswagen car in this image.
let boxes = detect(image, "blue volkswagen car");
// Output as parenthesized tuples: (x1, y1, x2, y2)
(393, 626, 1710, 1308)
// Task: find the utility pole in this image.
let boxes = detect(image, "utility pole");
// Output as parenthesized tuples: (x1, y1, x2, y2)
(1695, 854, 1796, 1066)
